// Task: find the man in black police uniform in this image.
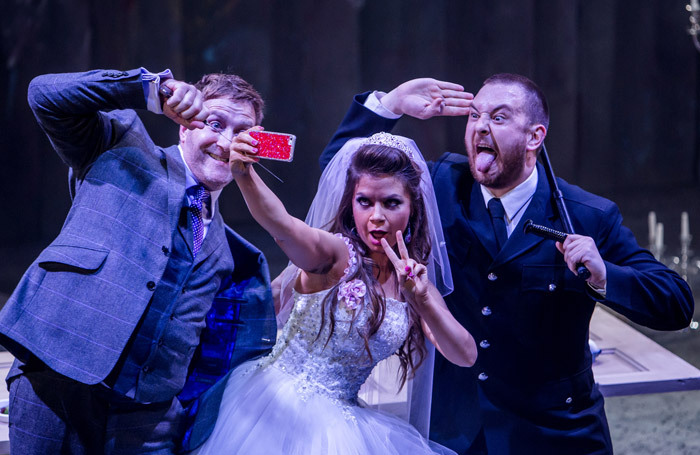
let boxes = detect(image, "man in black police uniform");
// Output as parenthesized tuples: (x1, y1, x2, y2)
(319, 74, 694, 454)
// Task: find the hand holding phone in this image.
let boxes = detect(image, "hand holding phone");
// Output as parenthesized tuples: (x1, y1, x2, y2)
(249, 131, 296, 162)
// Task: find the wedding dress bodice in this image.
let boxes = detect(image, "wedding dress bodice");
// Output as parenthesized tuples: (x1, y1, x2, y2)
(259, 288, 409, 404)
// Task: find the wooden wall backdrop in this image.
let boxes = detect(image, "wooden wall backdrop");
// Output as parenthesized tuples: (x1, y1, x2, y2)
(1, 0, 698, 285)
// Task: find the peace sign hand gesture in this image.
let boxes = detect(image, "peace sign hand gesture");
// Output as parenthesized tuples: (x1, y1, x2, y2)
(381, 230, 430, 307)
(383, 232, 479, 369)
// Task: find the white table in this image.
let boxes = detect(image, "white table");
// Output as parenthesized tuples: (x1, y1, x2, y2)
(591, 306, 700, 396)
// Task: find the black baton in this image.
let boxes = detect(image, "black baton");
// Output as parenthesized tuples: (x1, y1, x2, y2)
(525, 145, 591, 280)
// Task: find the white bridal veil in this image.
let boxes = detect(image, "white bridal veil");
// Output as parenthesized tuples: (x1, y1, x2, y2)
(277, 132, 453, 437)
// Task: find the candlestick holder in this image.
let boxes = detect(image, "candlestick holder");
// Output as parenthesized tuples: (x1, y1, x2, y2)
(666, 212, 698, 332)
(679, 235, 693, 281)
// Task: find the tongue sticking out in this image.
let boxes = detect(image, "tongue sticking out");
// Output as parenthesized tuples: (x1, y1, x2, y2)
(475, 152, 496, 173)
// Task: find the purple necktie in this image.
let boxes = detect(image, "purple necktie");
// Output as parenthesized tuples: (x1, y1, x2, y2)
(188, 185, 211, 257)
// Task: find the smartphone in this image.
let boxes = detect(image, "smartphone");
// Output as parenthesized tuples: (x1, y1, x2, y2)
(160, 86, 295, 161)
(249, 131, 296, 162)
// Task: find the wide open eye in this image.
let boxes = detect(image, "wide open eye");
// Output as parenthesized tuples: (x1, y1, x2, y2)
(205, 119, 224, 133)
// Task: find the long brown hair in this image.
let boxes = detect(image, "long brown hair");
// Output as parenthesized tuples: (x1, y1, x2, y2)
(319, 143, 430, 387)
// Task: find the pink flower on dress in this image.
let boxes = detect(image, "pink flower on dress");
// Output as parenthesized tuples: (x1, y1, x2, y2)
(338, 279, 366, 310)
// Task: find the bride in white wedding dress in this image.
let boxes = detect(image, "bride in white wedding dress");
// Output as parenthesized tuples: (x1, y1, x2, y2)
(189, 132, 477, 455)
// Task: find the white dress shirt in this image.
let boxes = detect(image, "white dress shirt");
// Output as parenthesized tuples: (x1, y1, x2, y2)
(480, 167, 538, 238)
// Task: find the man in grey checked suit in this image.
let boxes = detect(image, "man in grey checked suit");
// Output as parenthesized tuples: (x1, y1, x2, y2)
(0, 68, 277, 454)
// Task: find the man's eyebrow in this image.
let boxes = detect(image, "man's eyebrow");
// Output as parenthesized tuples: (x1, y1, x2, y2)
(471, 104, 513, 114)
(209, 111, 254, 128)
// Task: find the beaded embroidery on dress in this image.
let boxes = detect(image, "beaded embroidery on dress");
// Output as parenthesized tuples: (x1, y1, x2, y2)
(192, 237, 456, 455)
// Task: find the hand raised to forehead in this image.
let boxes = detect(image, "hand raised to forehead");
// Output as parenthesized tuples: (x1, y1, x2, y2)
(381, 231, 430, 305)
(161, 80, 208, 130)
(381, 78, 473, 120)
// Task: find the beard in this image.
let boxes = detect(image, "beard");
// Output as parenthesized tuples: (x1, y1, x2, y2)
(469, 149, 525, 190)
(468, 147, 527, 191)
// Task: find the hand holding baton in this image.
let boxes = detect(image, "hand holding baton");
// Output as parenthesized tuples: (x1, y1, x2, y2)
(524, 144, 591, 281)
(523, 219, 591, 280)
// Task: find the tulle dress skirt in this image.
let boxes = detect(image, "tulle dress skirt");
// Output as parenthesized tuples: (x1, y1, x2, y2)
(191, 359, 456, 455)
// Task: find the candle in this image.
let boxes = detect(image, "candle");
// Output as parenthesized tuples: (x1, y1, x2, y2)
(681, 212, 690, 241)
(655, 223, 664, 252)
(648, 211, 657, 247)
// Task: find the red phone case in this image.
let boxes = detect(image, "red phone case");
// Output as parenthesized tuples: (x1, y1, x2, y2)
(249, 131, 296, 162)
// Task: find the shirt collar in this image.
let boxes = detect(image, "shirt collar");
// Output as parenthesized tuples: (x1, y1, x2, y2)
(178, 145, 222, 210)
(480, 166, 538, 222)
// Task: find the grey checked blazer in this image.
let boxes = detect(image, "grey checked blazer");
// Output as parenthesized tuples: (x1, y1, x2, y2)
(0, 69, 274, 388)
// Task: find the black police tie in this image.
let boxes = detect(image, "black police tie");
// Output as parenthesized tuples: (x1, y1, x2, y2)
(488, 198, 508, 250)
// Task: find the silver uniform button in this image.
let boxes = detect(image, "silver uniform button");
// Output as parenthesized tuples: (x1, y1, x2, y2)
(478, 372, 488, 381)
(548, 283, 557, 292)
(488, 272, 498, 281)
(479, 340, 490, 349)
(565, 397, 573, 404)
(481, 306, 492, 316)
